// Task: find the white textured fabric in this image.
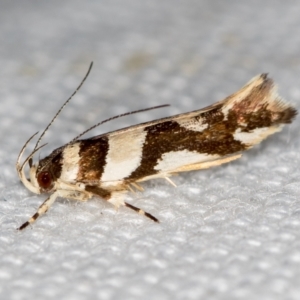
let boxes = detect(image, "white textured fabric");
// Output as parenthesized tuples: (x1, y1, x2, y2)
(1, 1, 300, 299)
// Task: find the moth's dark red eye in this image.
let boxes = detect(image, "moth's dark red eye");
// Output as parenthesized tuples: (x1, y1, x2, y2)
(37, 171, 53, 189)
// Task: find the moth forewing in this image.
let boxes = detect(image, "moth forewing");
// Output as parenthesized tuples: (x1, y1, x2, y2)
(17, 72, 297, 230)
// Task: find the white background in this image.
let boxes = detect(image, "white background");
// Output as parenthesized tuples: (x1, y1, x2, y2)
(0, 1, 300, 299)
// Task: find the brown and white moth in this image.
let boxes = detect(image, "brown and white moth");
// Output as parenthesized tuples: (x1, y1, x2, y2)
(16, 63, 297, 230)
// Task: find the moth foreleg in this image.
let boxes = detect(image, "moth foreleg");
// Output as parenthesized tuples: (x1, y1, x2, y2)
(18, 191, 58, 230)
(124, 202, 159, 223)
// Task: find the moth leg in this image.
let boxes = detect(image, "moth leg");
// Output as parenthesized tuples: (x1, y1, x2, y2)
(85, 185, 128, 210)
(124, 202, 159, 223)
(85, 185, 158, 222)
(130, 182, 144, 192)
(18, 191, 58, 230)
(164, 177, 177, 187)
(98, 188, 158, 222)
(127, 184, 136, 194)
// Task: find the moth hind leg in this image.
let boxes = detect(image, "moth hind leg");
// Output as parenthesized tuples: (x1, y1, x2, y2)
(125, 202, 159, 223)
(86, 185, 159, 222)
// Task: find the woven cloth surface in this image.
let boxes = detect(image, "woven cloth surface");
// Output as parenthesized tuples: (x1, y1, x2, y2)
(0, 1, 300, 299)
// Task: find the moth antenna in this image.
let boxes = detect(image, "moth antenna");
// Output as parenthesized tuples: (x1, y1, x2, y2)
(16, 143, 48, 194)
(28, 62, 93, 166)
(69, 104, 170, 143)
(16, 131, 39, 171)
(20, 143, 48, 172)
(37, 104, 170, 171)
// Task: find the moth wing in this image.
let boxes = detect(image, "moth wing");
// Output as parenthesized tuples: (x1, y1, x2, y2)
(90, 73, 296, 185)
(161, 153, 242, 174)
(135, 153, 242, 183)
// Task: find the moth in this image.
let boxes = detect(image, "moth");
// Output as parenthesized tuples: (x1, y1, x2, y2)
(16, 63, 297, 230)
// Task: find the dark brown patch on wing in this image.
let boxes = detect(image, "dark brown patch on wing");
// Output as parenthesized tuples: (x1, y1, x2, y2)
(230, 76, 297, 131)
(194, 103, 224, 125)
(85, 185, 111, 200)
(241, 103, 296, 129)
(274, 106, 297, 124)
(230, 103, 297, 133)
(127, 80, 297, 181)
(77, 138, 109, 181)
(127, 112, 246, 180)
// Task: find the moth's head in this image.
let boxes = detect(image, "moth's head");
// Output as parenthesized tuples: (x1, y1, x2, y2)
(16, 132, 58, 194)
(34, 153, 62, 193)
